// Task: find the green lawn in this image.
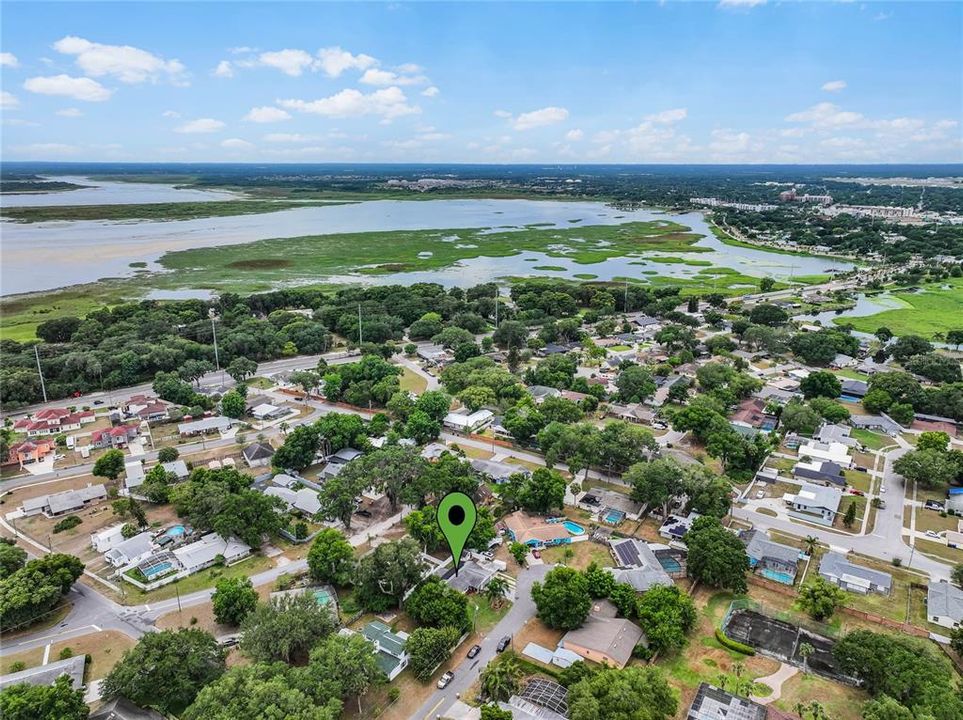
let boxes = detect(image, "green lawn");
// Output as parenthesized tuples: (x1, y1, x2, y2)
(0, 199, 353, 223)
(837, 278, 963, 339)
(124, 554, 274, 604)
(851, 429, 893, 451)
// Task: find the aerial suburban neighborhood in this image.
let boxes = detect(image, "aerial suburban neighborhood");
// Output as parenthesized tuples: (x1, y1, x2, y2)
(1, 2, 962, 720)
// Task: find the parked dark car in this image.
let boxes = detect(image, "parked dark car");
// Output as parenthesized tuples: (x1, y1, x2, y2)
(467, 644, 481, 659)
(354, 509, 373, 517)
(496, 636, 511, 653)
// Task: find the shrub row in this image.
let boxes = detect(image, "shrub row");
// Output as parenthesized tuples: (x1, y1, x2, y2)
(715, 627, 756, 656)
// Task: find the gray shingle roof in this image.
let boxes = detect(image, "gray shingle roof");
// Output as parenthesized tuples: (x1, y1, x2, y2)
(928, 581, 963, 623)
(819, 552, 892, 592)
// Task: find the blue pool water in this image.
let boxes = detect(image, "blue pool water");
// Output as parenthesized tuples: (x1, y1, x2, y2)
(658, 556, 682, 573)
(563, 521, 585, 535)
(603, 509, 625, 525)
(760, 568, 795, 585)
(839, 393, 862, 403)
(144, 562, 173, 579)
(165, 525, 186, 537)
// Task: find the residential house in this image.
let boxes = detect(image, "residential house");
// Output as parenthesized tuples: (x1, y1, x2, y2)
(754, 385, 797, 405)
(659, 512, 700, 541)
(593, 489, 645, 523)
(124, 459, 145, 491)
(730, 398, 777, 433)
(417, 344, 451, 366)
(687, 684, 767, 720)
(5, 439, 56, 469)
(0, 655, 87, 691)
(797, 440, 852, 468)
(13, 408, 95, 438)
(819, 552, 892, 595)
(503, 511, 572, 547)
(251, 403, 289, 421)
(271, 585, 339, 617)
(649, 375, 684, 408)
(177, 416, 234, 437)
(558, 599, 644, 669)
(605, 403, 655, 426)
(91, 424, 140, 449)
(172, 533, 251, 574)
(538, 342, 580, 357)
(793, 459, 847, 488)
(528, 385, 562, 403)
(816, 424, 858, 447)
(850, 414, 901, 436)
(830, 353, 857, 369)
(265, 486, 322, 516)
(437, 559, 498, 593)
(442, 409, 494, 433)
(125, 395, 170, 423)
(355, 621, 410, 681)
(471, 458, 528, 485)
(927, 581, 963, 629)
(741, 530, 799, 585)
(242, 442, 275, 468)
(784, 483, 842, 527)
(20, 484, 107, 518)
(840, 379, 869, 399)
(607, 538, 673, 592)
(91, 525, 127, 553)
(89, 697, 166, 720)
(105, 532, 155, 568)
(161, 459, 190, 480)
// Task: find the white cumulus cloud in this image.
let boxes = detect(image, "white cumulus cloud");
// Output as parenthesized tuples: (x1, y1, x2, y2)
(213, 60, 234, 78)
(258, 49, 315, 77)
(315, 46, 377, 77)
(278, 87, 418, 120)
(53, 36, 186, 85)
(1, 91, 20, 109)
(566, 129, 584, 141)
(421, 86, 440, 98)
(512, 106, 569, 130)
(175, 117, 225, 133)
(56, 107, 83, 117)
(23, 74, 112, 102)
(644, 107, 687, 124)
(785, 102, 863, 127)
(264, 133, 313, 143)
(243, 106, 291, 123)
(821, 80, 847, 93)
(360, 67, 428, 86)
(0, 52, 19, 68)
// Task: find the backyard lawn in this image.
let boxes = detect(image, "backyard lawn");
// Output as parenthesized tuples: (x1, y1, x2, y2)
(398, 366, 428, 395)
(540, 540, 613, 571)
(851, 429, 893, 451)
(123, 554, 275, 604)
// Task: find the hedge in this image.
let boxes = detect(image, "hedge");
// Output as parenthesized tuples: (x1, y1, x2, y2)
(715, 628, 755, 656)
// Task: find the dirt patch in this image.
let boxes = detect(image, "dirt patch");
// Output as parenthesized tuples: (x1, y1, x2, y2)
(52, 630, 136, 680)
(227, 258, 293, 270)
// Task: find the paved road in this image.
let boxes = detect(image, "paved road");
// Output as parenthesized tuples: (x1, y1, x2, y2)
(411, 563, 551, 720)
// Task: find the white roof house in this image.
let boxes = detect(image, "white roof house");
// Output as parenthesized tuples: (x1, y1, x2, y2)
(819, 552, 892, 595)
(927, 581, 963, 629)
(20, 484, 108, 518)
(105, 531, 155, 568)
(797, 440, 852, 468)
(173, 533, 251, 574)
(124, 460, 146, 490)
(161, 459, 190, 479)
(443, 409, 494, 433)
(265, 486, 322, 516)
(251, 403, 286, 420)
(784, 483, 842, 527)
(177, 416, 234, 436)
(90, 524, 127, 553)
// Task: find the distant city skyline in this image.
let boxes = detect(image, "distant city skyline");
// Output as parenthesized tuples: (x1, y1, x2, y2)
(1, 1, 960, 164)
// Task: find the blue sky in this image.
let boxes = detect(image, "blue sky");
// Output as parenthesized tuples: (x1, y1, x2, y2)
(1, 1, 960, 163)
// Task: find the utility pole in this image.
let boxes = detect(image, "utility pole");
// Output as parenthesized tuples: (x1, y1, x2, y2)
(34, 345, 48, 403)
(494, 288, 499, 328)
(358, 303, 363, 346)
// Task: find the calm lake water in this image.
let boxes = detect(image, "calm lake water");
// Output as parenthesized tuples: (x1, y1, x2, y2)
(1, 175, 238, 207)
(0, 177, 855, 296)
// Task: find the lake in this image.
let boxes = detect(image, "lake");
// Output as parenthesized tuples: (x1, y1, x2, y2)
(0, 177, 854, 296)
(0, 175, 238, 207)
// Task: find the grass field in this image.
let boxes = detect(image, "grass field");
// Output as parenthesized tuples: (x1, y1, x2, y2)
(837, 278, 963, 339)
(0, 199, 354, 223)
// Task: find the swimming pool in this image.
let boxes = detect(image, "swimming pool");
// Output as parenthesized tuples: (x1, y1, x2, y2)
(165, 525, 186, 537)
(760, 568, 795, 585)
(657, 556, 682, 573)
(602, 509, 625, 525)
(839, 393, 862, 403)
(563, 521, 585, 535)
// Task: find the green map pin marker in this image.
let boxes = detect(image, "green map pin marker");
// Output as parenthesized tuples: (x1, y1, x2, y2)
(437, 491, 477, 575)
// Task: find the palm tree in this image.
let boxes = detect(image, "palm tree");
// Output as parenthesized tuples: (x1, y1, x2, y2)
(485, 576, 510, 609)
(804, 536, 818, 556)
(798, 642, 815, 673)
(480, 656, 522, 702)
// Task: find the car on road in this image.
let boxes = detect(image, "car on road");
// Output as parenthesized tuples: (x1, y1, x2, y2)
(467, 644, 481, 659)
(880, 485, 886, 493)
(925, 500, 945, 511)
(849, 489, 864, 496)
(220, 636, 240, 648)
(755, 490, 766, 499)
(437, 671, 454, 689)
(93, 400, 105, 405)
(481, 551, 494, 561)
(925, 530, 941, 539)
(496, 636, 511, 653)
(354, 509, 372, 517)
